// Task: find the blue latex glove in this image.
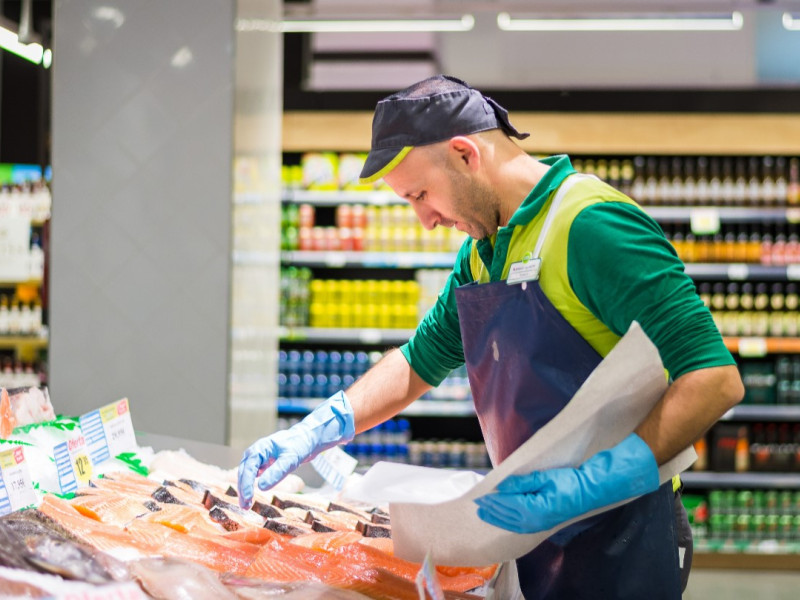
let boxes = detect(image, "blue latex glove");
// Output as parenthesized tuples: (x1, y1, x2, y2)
(237, 391, 355, 509)
(474, 433, 659, 534)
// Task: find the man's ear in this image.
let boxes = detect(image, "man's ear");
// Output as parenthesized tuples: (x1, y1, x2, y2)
(448, 136, 480, 172)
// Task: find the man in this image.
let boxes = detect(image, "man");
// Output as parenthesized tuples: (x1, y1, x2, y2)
(238, 75, 743, 598)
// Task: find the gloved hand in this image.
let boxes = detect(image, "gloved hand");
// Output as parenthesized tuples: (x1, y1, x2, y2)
(237, 391, 355, 509)
(474, 433, 659, 534)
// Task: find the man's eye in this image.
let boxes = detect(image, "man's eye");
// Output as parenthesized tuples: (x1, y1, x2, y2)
(416, 192, 426, 202)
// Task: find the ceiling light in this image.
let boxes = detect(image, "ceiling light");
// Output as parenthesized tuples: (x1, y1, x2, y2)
(0, 24, 45, 64)
(237, 15, 475, 33)
(783, 13, 800, 30)
(497, 12, 744, 32)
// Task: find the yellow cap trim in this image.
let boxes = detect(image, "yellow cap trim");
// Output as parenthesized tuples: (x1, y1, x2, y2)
(359, 146, 414, 184)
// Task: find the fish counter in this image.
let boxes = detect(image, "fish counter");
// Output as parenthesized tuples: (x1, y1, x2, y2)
(0, 389, 503, 600)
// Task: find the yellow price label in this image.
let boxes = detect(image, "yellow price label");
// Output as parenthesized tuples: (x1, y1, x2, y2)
(0, 449, 18, 470)
(73, 453, 92, 484)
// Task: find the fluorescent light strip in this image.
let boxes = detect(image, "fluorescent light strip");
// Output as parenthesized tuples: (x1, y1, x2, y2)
(0, 24, 45, 64)
(783, 13, 800, 30)
(237, 15, 474, 33)
(497, 11, 744, 32)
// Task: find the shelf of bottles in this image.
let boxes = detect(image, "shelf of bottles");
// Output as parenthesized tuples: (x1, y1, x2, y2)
(277, 347, 472, 416)
(277, 152, 800, 439)
(681, 484, 800, 562)
(0, 171, 51, 390)
(279, 414, 490, 471)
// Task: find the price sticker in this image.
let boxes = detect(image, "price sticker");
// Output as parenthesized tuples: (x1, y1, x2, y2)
(787, 265, 800, 281)
(324, 252, 347, 268)
(359, 329, 382, 344)
(54, 435, 94, 494)
(80, 398, 137, 465)
(787, 208, 800, 224)
(727, 264, 749, 280)
(396, 254, 415, 268)
(738, 337, 768, 358)
(0, 446, 37, 515)
(690, 208, 721, 235)
(311, 446, 357, 491)
(415, 551, 446, 600)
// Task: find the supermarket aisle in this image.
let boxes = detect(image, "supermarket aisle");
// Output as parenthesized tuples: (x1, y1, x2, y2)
(684, 570, 800, 599)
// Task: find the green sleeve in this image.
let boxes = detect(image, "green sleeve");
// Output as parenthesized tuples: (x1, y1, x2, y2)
(399, 238, 473, 386)
(568, 202, 735, 379)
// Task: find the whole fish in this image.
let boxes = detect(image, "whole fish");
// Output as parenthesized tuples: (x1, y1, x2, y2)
(0, 509, 127, 583)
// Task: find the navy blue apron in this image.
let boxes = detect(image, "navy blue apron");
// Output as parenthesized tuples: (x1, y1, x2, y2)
(455, 175, 682, 599)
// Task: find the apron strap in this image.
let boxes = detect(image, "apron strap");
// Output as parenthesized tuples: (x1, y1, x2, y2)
(532, 173, 595, 260)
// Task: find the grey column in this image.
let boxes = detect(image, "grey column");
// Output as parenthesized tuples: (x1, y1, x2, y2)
(50, 0, 235, 443)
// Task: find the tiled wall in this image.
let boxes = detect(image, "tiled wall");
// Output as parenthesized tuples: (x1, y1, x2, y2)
(51, 0, 236, 444)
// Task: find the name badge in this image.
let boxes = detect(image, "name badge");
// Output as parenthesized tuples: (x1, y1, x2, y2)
(507, 257, 541, 285)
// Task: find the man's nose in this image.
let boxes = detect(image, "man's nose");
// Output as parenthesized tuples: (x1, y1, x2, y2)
(411, 203, 439, 231)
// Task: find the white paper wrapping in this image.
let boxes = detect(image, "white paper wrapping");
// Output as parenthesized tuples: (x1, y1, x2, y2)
(389, 322, 697, 565)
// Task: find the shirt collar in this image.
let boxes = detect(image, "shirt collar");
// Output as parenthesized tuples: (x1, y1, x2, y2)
(507, 155, 575, 227)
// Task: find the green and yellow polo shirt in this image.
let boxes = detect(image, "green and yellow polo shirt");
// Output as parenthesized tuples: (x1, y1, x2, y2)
(400, 155, 735, 386)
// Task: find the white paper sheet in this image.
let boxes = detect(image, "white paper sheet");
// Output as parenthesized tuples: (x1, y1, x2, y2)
(342, 461, 484, 508)
(390, 322, 697, 566)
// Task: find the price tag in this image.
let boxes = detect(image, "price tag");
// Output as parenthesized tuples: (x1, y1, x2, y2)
(324, 252, 347, 267)
(787, 208, 800, 224)
(310, 446, 357, 490)
(0, 446, 37, 515)
(396, 254, 415, 268)
(690, 208, 721, 235)
(54, 435, 94, 494)
(787, 265, 800, 281)
(727, 264, 749, 280)
(79, 398, 137, 465)
(359, 329, 382, 344)
(415, 551, 446, 600)
(738, 337, 768, 358)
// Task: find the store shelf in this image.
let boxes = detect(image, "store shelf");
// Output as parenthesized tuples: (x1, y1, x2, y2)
(719, 405, 800, 422)
(234, 192, 268, 205)
(281, 250, 458, 269)
(0, 279, 43, 287)
(685, 264, 800, 281)
(283, 189, 401, 206)
(681, 472, 800, 489)
(0, 336, 48, 350)
(279, 327, 415, 345)
(645, 206, 800, 223)
(232, 251, 277, 267)
(278, 397, 475, 417)
(283, 111, 800, 155)
(723, 337, 800, 357)
(693, 551, 800, 571)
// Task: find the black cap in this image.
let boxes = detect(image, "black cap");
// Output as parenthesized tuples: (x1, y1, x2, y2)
(359, 75, 529, 184)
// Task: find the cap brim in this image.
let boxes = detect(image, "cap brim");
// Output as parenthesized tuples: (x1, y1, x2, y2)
(358, 146, 414, 184)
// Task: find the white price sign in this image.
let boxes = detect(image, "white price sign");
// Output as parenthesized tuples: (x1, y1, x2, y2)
(0, 446, 37, 515)
(311, 446, 357, 490)
(415, 551, 446, 600)
(80, 398, 137, 465)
